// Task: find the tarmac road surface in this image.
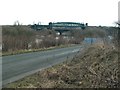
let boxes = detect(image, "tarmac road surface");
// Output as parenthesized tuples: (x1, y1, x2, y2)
(2, 45, 83, 86)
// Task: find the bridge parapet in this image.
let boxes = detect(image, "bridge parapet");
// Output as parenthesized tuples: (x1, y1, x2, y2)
(51, 22, 86, 29)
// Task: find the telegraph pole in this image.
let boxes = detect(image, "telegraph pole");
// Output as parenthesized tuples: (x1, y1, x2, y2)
(118, 1, 120, 47)
(118, 1, 120, 25)
(118, 2, 120, 88)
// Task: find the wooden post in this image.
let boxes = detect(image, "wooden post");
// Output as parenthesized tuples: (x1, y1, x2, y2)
(118, 2, 120, 47)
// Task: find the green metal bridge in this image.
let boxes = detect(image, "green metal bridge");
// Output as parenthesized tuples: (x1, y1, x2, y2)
(31, 22, 88, 35)
(49, 22, 86, 29)
(49, 22, 87, 35)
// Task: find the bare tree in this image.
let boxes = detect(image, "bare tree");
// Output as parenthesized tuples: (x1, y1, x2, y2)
(2, 25, 35, 52)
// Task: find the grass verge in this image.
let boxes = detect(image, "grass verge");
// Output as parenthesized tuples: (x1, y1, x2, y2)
(2, 44, 77, 56)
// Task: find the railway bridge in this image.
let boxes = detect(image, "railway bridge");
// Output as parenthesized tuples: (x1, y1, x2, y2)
(31, 22, 88, 35)
(49, 22, 87, 35)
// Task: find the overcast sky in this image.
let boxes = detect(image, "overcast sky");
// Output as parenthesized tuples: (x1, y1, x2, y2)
(0, 0, 119, 26)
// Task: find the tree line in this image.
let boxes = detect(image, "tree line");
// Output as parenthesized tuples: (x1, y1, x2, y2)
(3, 25, 116, 53)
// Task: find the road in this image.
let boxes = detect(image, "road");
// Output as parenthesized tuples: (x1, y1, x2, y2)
(2, 45, 83, 86)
